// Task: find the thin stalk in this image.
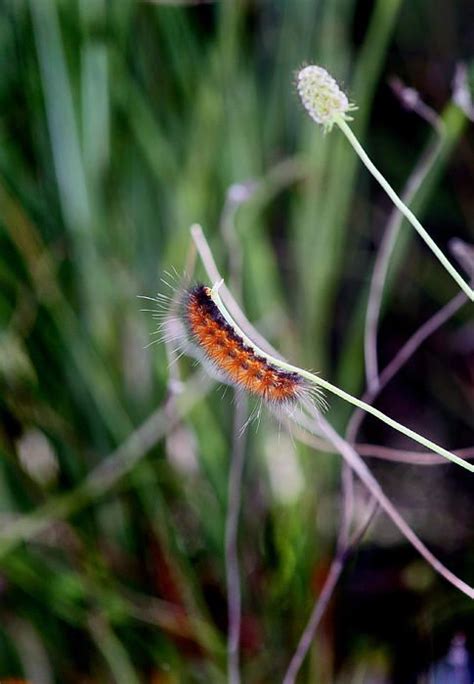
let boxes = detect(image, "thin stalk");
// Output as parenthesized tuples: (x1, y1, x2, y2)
(290, 421, 474, 466)
(190, 224, 283, 359)
(348, 290, 467, 446)
(364, 120, 444, 385)
(282, 550, 346, 684)
(225, 392, 248, 684)
(311, 411, 474, 599)
(209, 282, 474, 473)
(282, 488, 378, 684)
(219, 187, 249, 684)
(335, 116, 474, 302)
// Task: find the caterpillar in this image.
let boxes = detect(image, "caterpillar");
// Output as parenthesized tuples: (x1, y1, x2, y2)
(186, 284, 306, 404)
(143, 279, 326, 412)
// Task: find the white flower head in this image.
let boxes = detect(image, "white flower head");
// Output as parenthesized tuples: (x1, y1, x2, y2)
(297, 65, 356, 131)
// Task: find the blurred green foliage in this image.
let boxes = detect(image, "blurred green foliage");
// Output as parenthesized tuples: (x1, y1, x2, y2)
(0, 0, 473, 682)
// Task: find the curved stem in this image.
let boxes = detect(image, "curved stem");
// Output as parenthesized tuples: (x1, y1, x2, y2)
(347, 290, 467, 445)
(282, 550, 346, 684)
(312, 412, 474, 599)
(210, 283, 474, 473)
(335, 116, 474, 302)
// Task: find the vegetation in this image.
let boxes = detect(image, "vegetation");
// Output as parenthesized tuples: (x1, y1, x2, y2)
(0, 1, 473, 682)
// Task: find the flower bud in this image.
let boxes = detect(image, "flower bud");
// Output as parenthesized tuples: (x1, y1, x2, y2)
(297, 65, 355, 130)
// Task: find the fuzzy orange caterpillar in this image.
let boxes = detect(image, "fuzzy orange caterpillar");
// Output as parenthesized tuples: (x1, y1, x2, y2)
(184, 285, 310, 405)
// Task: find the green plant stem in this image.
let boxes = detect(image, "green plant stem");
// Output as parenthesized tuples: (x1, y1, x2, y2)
(210, 282, 474, 473)
(335, 116, 474, 302)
